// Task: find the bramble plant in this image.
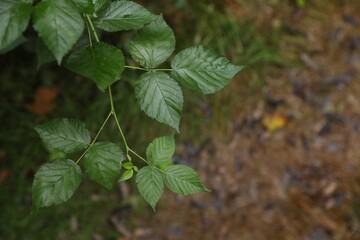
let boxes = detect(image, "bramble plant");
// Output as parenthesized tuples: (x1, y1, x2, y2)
(1, 0, 243, 210)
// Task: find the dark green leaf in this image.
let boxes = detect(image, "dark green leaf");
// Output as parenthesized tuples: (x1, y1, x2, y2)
(33, 0, 84, 64)
(129, 16, 175, 68)
(0, 35, 26, 54)
(135, 71, 183, 131)
(36, 38, 55, 69)
(84, 142, 124, 189)
(32, 159, 82, 208)
(146, 136, 175, 165)
(0, 0, 32, 51)
(34, 118, 91, 153)
(94, 0, 110, 15)
(70, 0, 94, 14)
(95, 0, 156, 32)
(171, 45, 244, 94)
(136, 166, 163, 210)
(119, 169, 133, 182)
(163, 165, 209, 195)
(65, 42, 125, 91)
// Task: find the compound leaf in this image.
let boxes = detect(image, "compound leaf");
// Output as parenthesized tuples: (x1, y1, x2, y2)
(163, 165, 209, 195)
(65, 42, 125, 91)
(136, 166, 163, 210)
(0, 0, 32, 51)
(129, 16, 175, 68)
(95, 0, 156, 32)
(135, 71, 183, 131)
(146, 136, 175, 165)
(84, 142, 124, 189)
(34, 118, 91, 153)
(33, 0, 84, 64)
(32, 159, 82, 208)
(171, 45, 244, 94)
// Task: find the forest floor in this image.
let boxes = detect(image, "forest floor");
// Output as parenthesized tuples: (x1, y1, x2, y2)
(112, 1, 360, 240)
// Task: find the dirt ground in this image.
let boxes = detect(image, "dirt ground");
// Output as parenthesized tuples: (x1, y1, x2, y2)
(107, 1, 360, 240)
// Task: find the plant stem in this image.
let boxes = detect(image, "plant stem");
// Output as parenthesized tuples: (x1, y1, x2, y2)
(85, 14, 100, 43)
(108, 87, 132, 160)
(84, 14, 93, 47)
(75, 111, 112, 164)
(128, 148, 150, 165)
(125, 65, 147, 71)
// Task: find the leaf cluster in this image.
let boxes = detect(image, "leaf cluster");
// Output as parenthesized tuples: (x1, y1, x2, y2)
(0, 0, 244, 210)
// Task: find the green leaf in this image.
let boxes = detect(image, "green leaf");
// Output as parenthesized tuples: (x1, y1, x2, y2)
(70, 0, 95, 14)
(94, 0, 110, 15)
(65, 42, 125, 91)
(146, 136, 175, 165)
(33, 0, 84, 64)
(129, 16, 175, 68)
(84, 142, 124, 189)
(36, 38, 55, 69)
(0, 35, 26, 54)
(122, 162, 133, 170)
(32, 159, 82, 208)
(119, 169, 133, 182)
(135, 71, 183, 131)
(136, 166, 164, 210)
(34, 118, 91, 153)
(171, 45, 244, 94)
(95, 0, 156, 32)
(0, 0, 32, 51)
(163, 165, 209, 195)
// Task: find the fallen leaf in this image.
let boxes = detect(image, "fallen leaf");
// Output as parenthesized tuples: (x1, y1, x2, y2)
(262, 113, 288, 131)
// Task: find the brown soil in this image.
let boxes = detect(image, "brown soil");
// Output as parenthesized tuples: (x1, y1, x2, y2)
(113, 1, 360, 239)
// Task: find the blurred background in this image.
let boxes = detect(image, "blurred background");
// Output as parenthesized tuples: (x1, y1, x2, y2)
(1, 0, 360, 239)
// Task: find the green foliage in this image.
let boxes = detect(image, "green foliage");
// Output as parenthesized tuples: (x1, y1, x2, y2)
(164, 165, 209, 195)
(84, 142, 124, 189)
(33, 0, 84, 64)
(95, 0, 156, 31)
(32, 159, 82, 209)
(129, 16, 175, 68)
(1, 0, 243, 210)
(135, 71, 183, 131)
(65, 42, 125, 91)
(34, 118, 91, 153)
(0, 0, 32, 50)
(171, 46, 244, 94)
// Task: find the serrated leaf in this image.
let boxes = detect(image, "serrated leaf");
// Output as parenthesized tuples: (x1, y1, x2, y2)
(146, 136, 175, 165)
(65, 42, 125, 91)
(136, 166, 163, 210)
(129, 16, 175, 68)
(70, 0, 94, 14)
(84, 142, 124, 189)
(135, 71, 183, 131)
(119, 169, 133, 182)
(163, 165, 209, 195)
(0, 0, 32, 51)
(33, 0, 84, 64)
(34, 118, 91, 153)
(32, 159, 82, 208)
(95, 0, 156, 32)
(36, 38, 55, 69)
(171, 45, 244, 94)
